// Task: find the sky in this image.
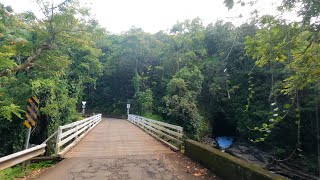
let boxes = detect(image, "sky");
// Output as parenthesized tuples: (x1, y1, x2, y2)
(1, 0, 291, 34)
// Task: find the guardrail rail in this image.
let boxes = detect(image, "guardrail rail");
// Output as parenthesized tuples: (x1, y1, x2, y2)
(55, 114, 102, 155)
(128, 114, 183, 150)
(0, 144, 46, 171)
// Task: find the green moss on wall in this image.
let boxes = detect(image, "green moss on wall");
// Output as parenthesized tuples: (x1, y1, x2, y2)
(184, 140, 285, 180)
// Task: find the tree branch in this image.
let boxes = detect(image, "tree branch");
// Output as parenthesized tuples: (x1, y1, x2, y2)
(0, 44, 54, 77)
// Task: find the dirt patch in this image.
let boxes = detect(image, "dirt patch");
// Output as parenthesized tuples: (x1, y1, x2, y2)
(166, 153, 219, 180)
(15, 166, 54, 180)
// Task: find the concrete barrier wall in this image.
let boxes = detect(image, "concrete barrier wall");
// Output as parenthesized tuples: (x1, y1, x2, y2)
(184, 140, 285, 180)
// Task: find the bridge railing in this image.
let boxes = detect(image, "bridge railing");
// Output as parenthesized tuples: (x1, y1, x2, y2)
(55, 114, 102, 156)
(128, 114, 183, 150)
(0, 114, 102, 170)
(0, 114, 101, 170)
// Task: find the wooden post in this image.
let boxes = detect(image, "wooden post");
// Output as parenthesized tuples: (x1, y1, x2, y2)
(179, 127, 184, 150)
(76, 124, 79, 139)
(55, 126, 62, 155)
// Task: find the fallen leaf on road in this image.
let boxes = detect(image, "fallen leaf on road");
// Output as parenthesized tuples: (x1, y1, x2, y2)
(193, 172, 202, 176)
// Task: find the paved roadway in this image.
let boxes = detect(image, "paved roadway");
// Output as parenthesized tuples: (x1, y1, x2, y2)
(35, 118, 218, 180)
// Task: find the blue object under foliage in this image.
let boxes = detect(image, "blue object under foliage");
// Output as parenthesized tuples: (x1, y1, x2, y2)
(216, 136, 234, 149)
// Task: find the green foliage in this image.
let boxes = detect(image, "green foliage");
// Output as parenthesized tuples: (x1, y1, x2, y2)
(0, 0, 103, 156)
(0, 104, 24, 122)
(0, 161, 56, 180)
(244, 13, 320, 157)
(137, 89, 154, 115)
(143, 113, 163, 121)
(163, 66, 204, 139)
(223, 0, 234, 9)
(0, 166, 25, 180)
(87, 14, 318, 169)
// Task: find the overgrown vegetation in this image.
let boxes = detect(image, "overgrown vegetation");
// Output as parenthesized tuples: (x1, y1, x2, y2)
(0, 161, 56, 180)
(0, 0, 319, 177)
(0, 0, 103, 156)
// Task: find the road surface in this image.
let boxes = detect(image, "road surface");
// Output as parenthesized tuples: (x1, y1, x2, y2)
(35, 118, 218, 180)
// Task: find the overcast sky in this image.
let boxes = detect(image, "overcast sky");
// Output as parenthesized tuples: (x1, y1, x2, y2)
(2, 0, 289, 34)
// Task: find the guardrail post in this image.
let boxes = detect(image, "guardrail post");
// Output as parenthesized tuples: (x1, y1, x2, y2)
(91, 117, 95, 127)
(55, 126, 62, 155)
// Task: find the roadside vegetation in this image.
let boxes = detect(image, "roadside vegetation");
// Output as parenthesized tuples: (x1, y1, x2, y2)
(0, 161, 56, 180)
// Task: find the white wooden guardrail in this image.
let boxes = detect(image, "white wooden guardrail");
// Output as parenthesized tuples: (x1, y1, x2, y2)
(55, 114, 102, 156)
(128, 114, 183, 150)
(0, 114, 102, 170)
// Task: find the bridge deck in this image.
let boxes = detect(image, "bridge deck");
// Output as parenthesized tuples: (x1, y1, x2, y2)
(35, 118, 217, 180)
(64, 118, 172, 158)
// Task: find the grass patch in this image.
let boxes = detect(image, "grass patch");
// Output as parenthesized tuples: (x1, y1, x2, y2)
(0, 161, 56, 180)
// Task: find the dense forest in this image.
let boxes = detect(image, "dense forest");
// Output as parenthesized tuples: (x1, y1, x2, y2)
(0, 0, 319, 178)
